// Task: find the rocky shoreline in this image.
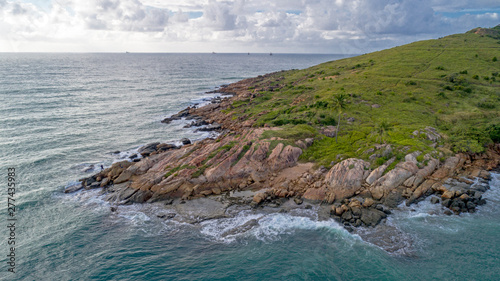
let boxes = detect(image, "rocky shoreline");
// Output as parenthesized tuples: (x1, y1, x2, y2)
(68, 73, 500, 237)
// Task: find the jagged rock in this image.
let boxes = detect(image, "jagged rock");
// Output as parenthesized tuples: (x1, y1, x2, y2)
(268, 144, 302, 171)
(442, 190, 455, 199)
(441, 198, 451, 207)
(181, 138, 191, 145)
(197, 122, 222, 132)
(295, 140, 307, 149)
(362, 197, 375, 207)
(139, 142, 160, 157)
(294, 197, 303, 205)
(222, 218, 260, 237)
(404, 151, 421, 163)
(105, 184, 136, 202)
(184, 119, 208, 128)
(424, 127, 441, 142)
(383, 189, 405, 208)
(365, 157, 395, 185)
(64, 183, 83, 193)
(411, 180, 437, 204)
(114, 170, 133, 184)
(128, 190, 153, 203)
(360, 208, 387, 227)
(341, 210, 353, 221)
(253, 192, 267, 204)
(372, 161, 419, 194)
(105, 161, 134, 181)
(431, 154, 466, 179)
(404, 159, 439, 188)
(302, 187, 327, 201)
(324, 158, 370, 200)
(156, 143, 177, 152)
(85, 181, 101, 190)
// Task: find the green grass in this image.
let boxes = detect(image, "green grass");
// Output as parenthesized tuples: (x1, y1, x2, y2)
(226, 26, 500, 166)
(164, 164, 195, 178)
(260, 124, 318, 140)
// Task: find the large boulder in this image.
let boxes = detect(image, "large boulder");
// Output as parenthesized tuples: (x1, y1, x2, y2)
(114, 170, 133, 184)
(360, 207, 387, 227)
(324, 158, 370, 200)
(403, 158, 439, 188)
(267, 144, 302, 171)
(431, 154, 466, 180)
(372, 161, 419, 193)
(139, 142, 161, 157)
(107, 161, 134, 180)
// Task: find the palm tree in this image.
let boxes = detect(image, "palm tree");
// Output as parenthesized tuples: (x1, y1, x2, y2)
(332, 93, 348, 143)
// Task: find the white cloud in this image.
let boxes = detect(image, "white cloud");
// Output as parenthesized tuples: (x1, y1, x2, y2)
(0, 0, 498, 53)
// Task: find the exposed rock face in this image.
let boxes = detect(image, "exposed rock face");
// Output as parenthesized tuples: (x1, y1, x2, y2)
(324, 158, 370, 199)
(303, 187, 328, 201)
(75, 75, 500, 231)
(365, 157, 395, 185)
(403, 158, 439, 188)
(371, 161, 419, 200)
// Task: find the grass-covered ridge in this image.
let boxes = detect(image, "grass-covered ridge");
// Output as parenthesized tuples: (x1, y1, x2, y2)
(226, 26, 500, 167)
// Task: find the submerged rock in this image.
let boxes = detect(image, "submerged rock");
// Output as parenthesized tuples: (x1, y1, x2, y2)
(221, 218, 262, 237)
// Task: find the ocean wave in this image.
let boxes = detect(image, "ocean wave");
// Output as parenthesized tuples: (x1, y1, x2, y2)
(199, 210, 345, 244)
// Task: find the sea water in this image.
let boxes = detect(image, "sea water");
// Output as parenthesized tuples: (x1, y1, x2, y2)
(0, 53, 499, 280)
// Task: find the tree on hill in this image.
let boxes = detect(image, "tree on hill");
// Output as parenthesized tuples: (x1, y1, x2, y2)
(332, 93, 348, 143)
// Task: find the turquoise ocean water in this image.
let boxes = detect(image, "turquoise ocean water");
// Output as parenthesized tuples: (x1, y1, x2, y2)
(0, 53, 499, 280)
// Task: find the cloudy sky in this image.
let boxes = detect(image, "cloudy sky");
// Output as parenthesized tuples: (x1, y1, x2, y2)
(0, 0, 499, 53)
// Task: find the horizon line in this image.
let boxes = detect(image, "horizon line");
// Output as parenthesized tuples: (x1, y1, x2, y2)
(0, 51, 359, 56)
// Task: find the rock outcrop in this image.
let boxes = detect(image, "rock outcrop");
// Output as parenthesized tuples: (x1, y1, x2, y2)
(70, 75, 500, 230)
(324, 158, 370, 199)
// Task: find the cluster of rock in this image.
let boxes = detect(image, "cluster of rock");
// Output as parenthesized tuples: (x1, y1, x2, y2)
(431, 177, 489, 215)
(138, 142, 179, 157)
(69, 74, 500, 231)
(332, 198, 390, 229)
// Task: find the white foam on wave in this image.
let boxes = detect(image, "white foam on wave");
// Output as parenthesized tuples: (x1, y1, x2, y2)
(199, 210, 345, 244)
(387, 173, 500, 235)
(254, 213, 344, 241)
(483, 172, 500, 201)
(475, 172, 500, 215)
(190, 93, 232, 108)
(59, 188, 110, 212)
(114, 147, 142, 163)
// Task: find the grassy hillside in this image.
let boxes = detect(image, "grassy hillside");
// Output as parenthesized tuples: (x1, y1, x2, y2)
(226, 26, 500, 167)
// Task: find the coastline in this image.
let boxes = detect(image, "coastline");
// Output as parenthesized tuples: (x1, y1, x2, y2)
(66, 69, 500, 254)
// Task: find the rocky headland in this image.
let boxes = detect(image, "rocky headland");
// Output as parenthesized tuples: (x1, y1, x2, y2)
(68, 73, 500, 234)
(66, 27, 500, 254)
